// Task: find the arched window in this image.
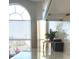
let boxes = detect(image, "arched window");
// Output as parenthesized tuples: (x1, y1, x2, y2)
(9, 4, 31, 39)
(9, 4, 31, 20)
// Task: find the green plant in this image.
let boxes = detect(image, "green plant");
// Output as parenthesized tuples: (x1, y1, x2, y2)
(45, 29, 57, 41)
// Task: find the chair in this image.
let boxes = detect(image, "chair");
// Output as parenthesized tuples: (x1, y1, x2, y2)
(53, 42, 64, 52)
(52, 39, 64, 52)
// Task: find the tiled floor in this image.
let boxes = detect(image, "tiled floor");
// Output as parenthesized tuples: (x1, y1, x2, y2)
(10, 49, 70, 59)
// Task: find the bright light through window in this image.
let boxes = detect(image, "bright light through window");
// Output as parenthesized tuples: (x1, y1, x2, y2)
(9, 4, 31, 20)
(9, 5, 15, 14)
(15, 5, 25, 14)
(9, 4, 31, 39)
(10, 14, 22, 20)
(9, 4, 31, 52)
(22, 11, 31, 20)
(48, 21, 70, 39)
(9, 21, 31, 39)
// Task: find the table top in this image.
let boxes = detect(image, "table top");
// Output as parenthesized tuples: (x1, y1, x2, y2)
(11, 52, 31, 59)
(43, 40, 53, 43)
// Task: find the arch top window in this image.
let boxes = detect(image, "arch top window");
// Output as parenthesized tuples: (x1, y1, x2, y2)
(9, 4, 31, 20)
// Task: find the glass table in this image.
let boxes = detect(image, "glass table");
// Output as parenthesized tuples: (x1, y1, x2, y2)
(43, 40, 52, 56)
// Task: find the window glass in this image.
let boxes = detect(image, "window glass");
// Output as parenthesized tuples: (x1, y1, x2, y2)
(9, 5, 15, 14)
(9, 14, 22, 20)
(9, 21, 31, 39)
(48, 21, 70, 39)
(9, 4, 31, 20)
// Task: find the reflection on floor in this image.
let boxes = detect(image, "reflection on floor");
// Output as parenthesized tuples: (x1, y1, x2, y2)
(10, 52, 31, 59)
(10, 49, 70, 59)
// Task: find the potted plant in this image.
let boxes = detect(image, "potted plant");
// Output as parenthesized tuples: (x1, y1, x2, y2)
(45, 29, 57, 41)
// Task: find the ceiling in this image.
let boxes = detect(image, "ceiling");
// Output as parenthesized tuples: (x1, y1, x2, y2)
(45, 0, 70, 21)
(28, 0, 70, 21)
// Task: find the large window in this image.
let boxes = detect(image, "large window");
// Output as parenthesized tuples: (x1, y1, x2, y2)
(48, 21, 70, 39)
(9, 4, 31, 20)
(9, 21, 31, 39)
(9, 4, 31, 39)
(9, 4, 31, 52)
